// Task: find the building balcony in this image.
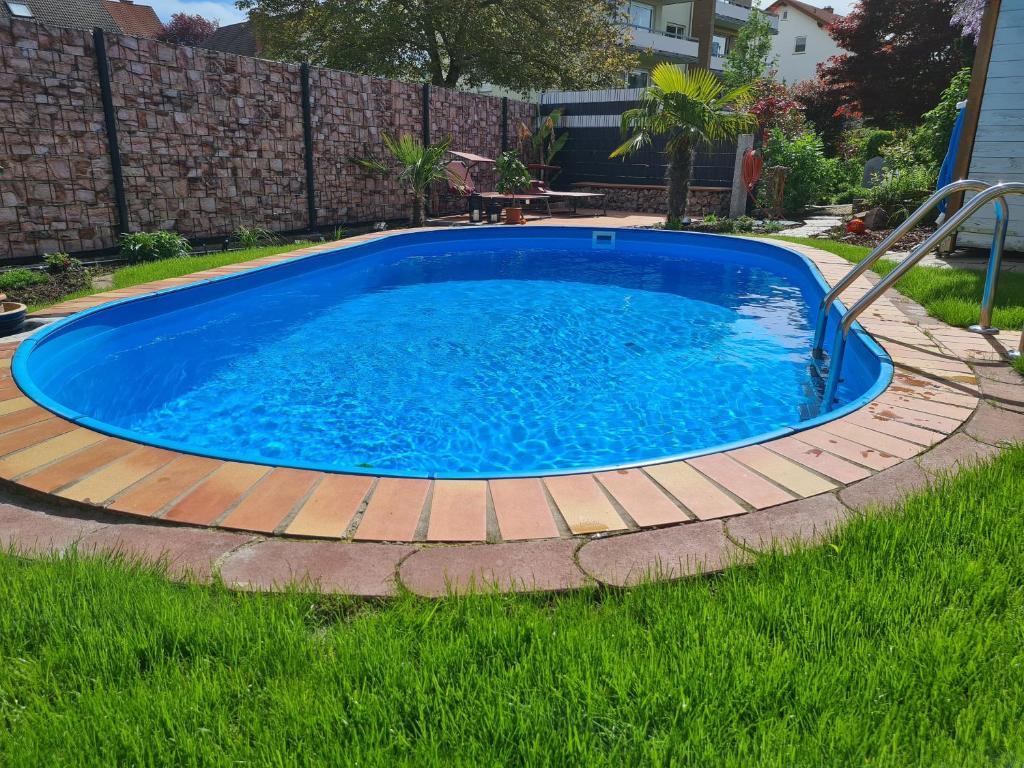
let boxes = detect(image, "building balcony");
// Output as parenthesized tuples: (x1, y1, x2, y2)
(714, 0, 778, 31)
(627, 25, 701, 61)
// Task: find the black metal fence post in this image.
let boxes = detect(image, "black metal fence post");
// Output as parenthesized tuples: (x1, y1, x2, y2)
(93, 27, 128, 237)
(501, 97, 508, 152)
(300, 62, 317, 231)
(421, 83, 431, 147)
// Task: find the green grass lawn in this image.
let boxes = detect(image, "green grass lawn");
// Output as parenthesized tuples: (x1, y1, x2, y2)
(1, 447, 1022, 765)
(27, 243, 307, 312)
(110, 243, 307, 290)
(771, 236, 1024, 331)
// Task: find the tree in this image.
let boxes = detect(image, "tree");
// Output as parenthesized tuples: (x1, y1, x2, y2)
(238, 0, 637, 93)
(792, 77, 856, 154)
(357, 134, 453, 227)
(722, 10, 777, 91)
(157, 13, 219, 46)
(952, 0, 987, 42)
(611, 64, 756, 222)
(818, 0, 975, 127)
(748, 78, 805, 139)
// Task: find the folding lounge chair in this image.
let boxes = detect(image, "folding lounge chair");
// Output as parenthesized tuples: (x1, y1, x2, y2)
(529, 180, 607, 217)
(445, 160, 553, 219)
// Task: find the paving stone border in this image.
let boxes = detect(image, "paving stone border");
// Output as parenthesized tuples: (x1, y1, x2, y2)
(0, 228, 1021, 597)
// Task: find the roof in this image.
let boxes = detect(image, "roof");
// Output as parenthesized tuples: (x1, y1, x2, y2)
(201, 20, 259, 56)
(0, 0, 119, 31)
(102, 0, 161, 37)
(765, 0, 842, 27)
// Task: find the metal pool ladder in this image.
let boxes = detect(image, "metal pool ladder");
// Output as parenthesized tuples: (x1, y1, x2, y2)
(809, 179, 1024, 412)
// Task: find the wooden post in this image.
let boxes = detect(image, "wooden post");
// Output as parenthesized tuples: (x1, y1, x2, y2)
(944, 0, 1002, 227)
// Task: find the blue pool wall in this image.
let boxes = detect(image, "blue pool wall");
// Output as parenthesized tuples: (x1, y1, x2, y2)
(13, 227, 893, 479)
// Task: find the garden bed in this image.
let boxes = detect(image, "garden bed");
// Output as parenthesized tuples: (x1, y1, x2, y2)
(820, 223, 937, 250)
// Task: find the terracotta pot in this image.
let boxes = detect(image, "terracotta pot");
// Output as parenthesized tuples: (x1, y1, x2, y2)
(504, 207, 524, 225)
(0, 301, 26, 336)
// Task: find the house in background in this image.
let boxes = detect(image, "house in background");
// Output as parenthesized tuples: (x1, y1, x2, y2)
(102, 0, 161, 37)
(623, 0, 779, 87)
(0, 0, 161, 36)
(763, 0, 843, 84)
(201, 20, 262, 57)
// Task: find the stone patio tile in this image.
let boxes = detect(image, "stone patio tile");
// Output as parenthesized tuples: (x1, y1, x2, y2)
(872, 392, 975, 421)
(962, 402, 1024, 446)
(764, 436, 872, 484)
(845, 409, 944, 446)
(727, 445, 837, 497)
(821, 421, 923, 460)
(795, 428, 901, 471)
(862, 401, 962, 434)
(219, 468, 321, 534)
(0, 503, 107, 554)
(78, 523, 254, 581)
(725, 494, 849, 552)
(285, 474, 374, 538)
(164, 463, 271, 526)
(976, 377, 1024, 414)
(353, 477, 431, 541)
(0, 428, 106, 478)
(544, 474, 628, 534)
(426, 480, 488, 542)
(399, 539, 587, 596)
(489, 478, 560, 541)
(0, 405, 52, 434)
(220, 539, 414, 597)
(0, 397, 33, 416)
(0, 417, 76, 456)
(594, 468, 688, 526)
(687, 453, 795, 509)
(971, 361, 1024, 386)
(837, 460, 931, 513)
(917, 433, 1001, 476)
(57, 446, 177, 505)
(645, 461, 745, 520)
(577, 521, 738, 587)
(18, 439, 139, 494)
(108, 454, 222, 516)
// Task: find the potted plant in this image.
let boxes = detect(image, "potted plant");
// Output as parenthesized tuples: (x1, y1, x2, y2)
(496, 151, 532, 225)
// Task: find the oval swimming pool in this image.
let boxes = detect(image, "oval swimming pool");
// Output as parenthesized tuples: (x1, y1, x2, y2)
(14, 228, 891, 478)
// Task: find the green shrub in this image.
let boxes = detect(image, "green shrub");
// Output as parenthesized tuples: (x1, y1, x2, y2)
(43, 252, 82, 274)
(915, 67, 972, 168)
(0, 268, 47, 293)
(700, 214, 735, 233)
(733, 215, 755, 233)
(119, 231, 191, 263)
(762, 128, 833, 213)
(865, 166, 937, 225)
(234, 226, 276, 249)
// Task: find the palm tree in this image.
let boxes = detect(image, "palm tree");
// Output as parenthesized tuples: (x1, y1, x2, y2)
(358, 134, 454, 227)
(611, 63, 756, 223)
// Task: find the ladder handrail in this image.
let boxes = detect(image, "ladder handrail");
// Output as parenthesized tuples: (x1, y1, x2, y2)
(820, 181, 1024, 410)
(811, 179, 1004, 355)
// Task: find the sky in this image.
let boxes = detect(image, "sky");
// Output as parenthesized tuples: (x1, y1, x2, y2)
(146, 0, 862, 32)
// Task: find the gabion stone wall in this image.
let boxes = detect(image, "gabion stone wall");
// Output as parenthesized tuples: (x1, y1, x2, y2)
(571, 183, 731, 217)
(0, 21, 119, 258)
(108, 37, 308, 237)
(312, 71, 424, 225)
(0, 17, 536, 262)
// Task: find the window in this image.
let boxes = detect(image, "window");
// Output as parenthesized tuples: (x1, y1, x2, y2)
(794, 35, 807, 53)
(5, 1, 33, 16)
(627, 2, 654, 31)
(711, 35, 730, 57)
(781, 9, 788, 19)
(665, 22, 686, 39)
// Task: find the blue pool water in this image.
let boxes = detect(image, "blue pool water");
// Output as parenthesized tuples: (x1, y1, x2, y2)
(14, 228, 891, 478)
